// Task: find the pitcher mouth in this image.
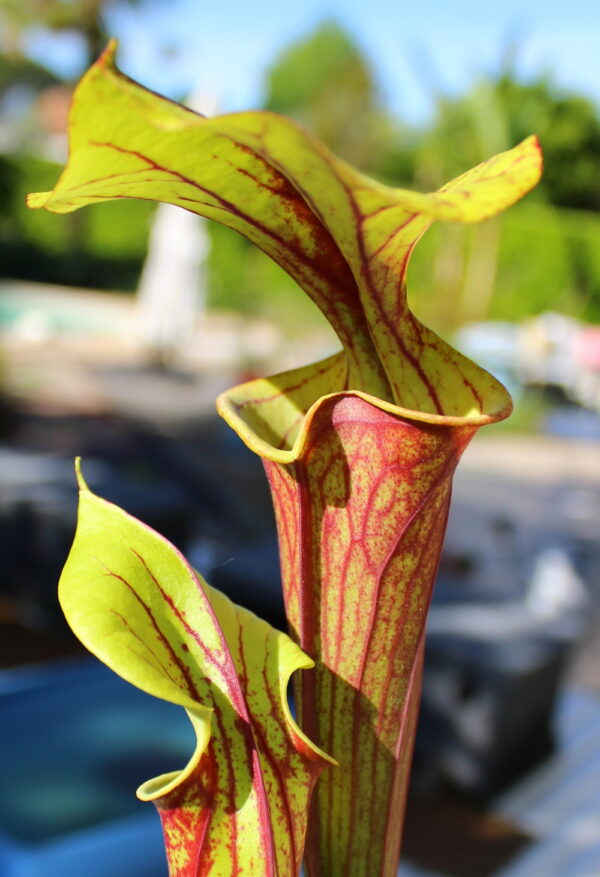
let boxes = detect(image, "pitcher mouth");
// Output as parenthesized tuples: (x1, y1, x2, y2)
(217, 350, 513, 465)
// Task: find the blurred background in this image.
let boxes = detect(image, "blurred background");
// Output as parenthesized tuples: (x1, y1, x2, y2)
(1, 1, 599, 876)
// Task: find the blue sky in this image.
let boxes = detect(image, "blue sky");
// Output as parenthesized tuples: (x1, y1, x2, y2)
(25, 0, 600, 124)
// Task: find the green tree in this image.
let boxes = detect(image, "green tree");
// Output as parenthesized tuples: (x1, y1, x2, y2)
(404, 58, 600, 211)
(263, 20, 393, 173)
(495, 72, 600, 212)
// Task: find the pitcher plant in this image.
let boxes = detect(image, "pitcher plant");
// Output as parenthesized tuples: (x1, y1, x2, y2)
(29, 41, 542, 877)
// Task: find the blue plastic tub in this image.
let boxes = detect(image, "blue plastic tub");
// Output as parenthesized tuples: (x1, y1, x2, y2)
(0, 657, 194, 877)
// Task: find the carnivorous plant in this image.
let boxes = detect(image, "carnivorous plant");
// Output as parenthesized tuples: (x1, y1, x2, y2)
(29, 42, 542, 877)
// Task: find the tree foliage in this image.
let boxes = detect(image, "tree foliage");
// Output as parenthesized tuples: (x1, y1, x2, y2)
(410, 68, 600, 212)
(263, 20, 393, 172)
(496, 73, 600, 212)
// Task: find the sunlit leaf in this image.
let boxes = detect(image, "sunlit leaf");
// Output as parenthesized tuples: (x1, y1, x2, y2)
(59, 461, 332, 877)
(30, 44, 542, 877)
(28, 39, 541, 411)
